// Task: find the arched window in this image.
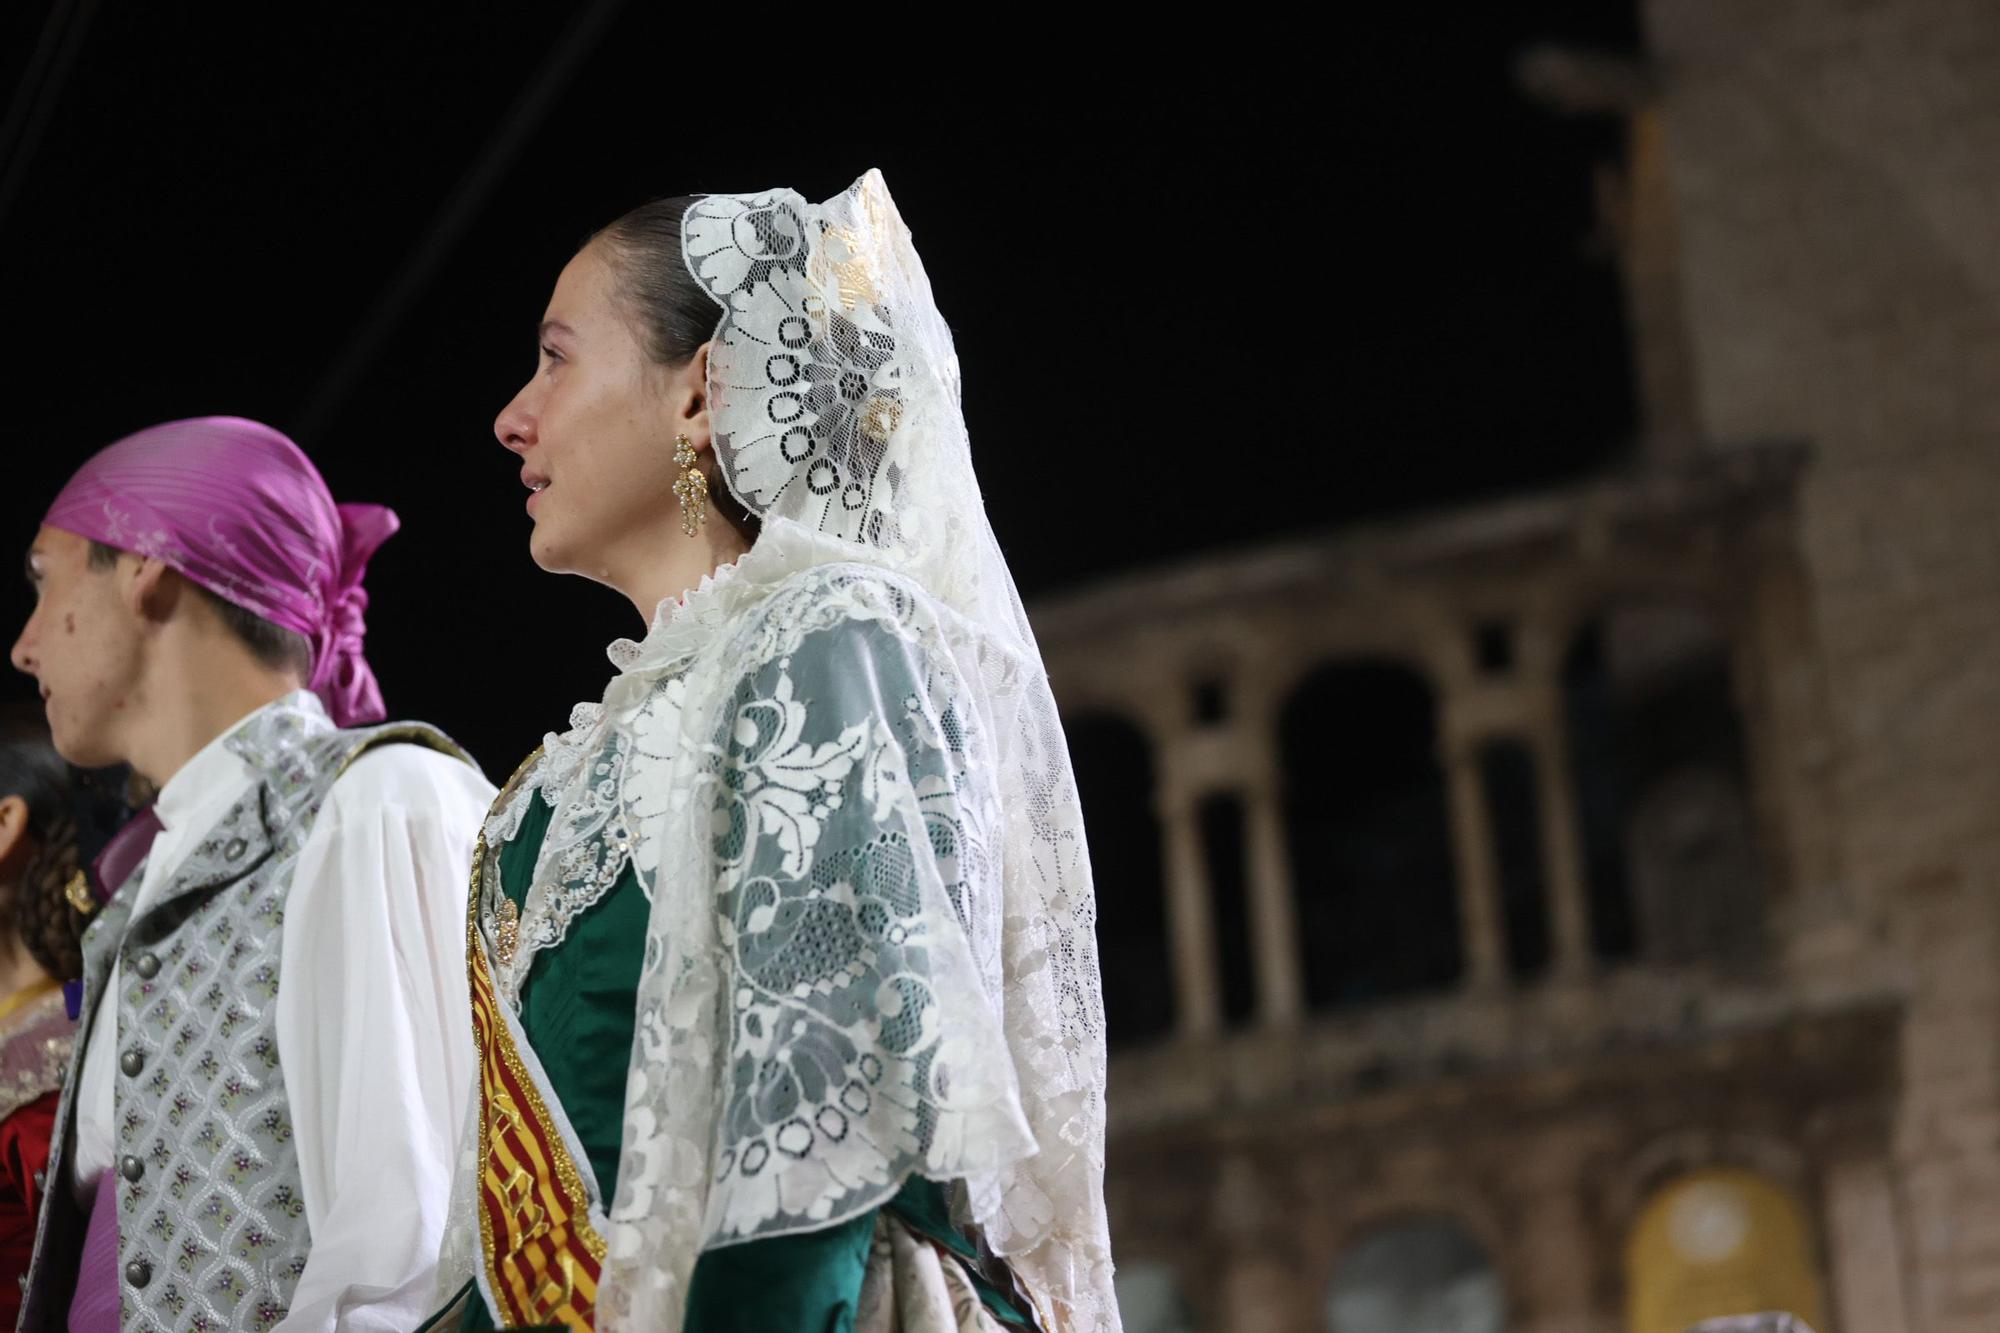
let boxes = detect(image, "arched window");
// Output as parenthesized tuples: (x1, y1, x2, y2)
(1629, 766, 1763, 966)
(1325, 1218, 1504, 1333)
(1066, 713, 1174, 1047)
(1564, 600, 1764, 965)
(1282, 661, 1460, 1009)
(1625, 1169, 1829, 1333)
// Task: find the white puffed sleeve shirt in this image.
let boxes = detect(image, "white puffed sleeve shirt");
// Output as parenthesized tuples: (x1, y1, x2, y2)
(69, 697, 494, 1332)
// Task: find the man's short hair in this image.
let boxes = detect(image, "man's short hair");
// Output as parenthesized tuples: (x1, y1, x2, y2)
(86, 540, 313, 679)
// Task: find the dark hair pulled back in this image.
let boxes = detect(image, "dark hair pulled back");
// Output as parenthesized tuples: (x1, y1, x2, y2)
(590, 199, 761, 539)
(592, 198, 717, 367)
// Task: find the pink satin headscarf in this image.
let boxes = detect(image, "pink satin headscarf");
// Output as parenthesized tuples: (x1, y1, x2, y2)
(42, 416, 398, 726)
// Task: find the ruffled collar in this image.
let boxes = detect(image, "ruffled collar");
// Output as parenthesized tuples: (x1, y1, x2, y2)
(598, 519, 895, 693)
(606, 557, 746, 676)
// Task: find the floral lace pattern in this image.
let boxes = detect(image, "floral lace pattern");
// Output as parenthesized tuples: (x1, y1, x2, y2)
(685, 189, 904, 549)
(699, 576, 1029, 1236)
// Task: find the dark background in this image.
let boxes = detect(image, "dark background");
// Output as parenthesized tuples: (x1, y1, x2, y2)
(0, 3, 1640, 778)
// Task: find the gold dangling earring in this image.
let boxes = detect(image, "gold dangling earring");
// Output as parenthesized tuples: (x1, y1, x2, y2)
(673, 432, 709, 537)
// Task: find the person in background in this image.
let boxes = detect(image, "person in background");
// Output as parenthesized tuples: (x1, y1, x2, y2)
(0, 741, 122, 1325)
(11, 416, 495, 1332)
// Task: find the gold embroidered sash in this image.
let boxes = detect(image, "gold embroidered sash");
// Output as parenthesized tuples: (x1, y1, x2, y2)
(466, 812, 607, 1329)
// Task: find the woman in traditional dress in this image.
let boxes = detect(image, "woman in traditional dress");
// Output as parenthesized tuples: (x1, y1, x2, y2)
(0, 741, 119, 1322)
(426, 172, 1118, 1332)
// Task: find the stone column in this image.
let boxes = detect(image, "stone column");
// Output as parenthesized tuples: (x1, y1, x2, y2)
(1823, 1156, 1913, 1333)
(1216, 1150, 1308, 1333)
(1738, 541, 1859, 978)
(1220, 1253, 1304, 1333)
(1242, 778, 1305, 1025)
(1526, 694, 1595, 980)
(1511, 1171, 1603, 1333)
(1440, 739, 1509, 991)
(1157, 789, 1223, 1040)
(1890, 863, 2000, 1333)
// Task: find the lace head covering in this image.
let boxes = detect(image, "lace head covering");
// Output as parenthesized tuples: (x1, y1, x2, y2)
(43, 416, 397, 726)
(683, 170, 1111, 1328)
(686, 171, 1029, 652)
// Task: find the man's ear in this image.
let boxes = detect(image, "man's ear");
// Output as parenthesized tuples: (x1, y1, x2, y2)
(124, 556, 180, 625)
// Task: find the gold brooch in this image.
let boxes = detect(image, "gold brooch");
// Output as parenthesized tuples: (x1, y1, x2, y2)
(64, 870, 95, 917)
(495, 898, 520, 967)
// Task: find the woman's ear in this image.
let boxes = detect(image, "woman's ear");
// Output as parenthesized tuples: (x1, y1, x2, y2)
(0, 795, 32, 878)
(677, 342, 714, 456)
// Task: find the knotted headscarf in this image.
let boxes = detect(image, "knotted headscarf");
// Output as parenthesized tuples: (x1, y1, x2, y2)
(42, 416, 397, 726)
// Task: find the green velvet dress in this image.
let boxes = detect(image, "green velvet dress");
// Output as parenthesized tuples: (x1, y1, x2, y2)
(445, 789, 1032, 1332)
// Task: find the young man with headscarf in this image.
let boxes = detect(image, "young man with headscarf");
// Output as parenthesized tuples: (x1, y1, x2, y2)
(9, 416, 494, 1332)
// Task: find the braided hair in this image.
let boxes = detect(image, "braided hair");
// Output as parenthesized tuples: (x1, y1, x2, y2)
(0, 742, 129, 982)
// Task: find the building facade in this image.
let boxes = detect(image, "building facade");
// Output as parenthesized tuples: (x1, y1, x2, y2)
(1050, 3, 2000, 1329)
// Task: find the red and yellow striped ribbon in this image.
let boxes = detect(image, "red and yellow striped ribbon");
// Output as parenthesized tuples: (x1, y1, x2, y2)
(467, 827, 607, 1330)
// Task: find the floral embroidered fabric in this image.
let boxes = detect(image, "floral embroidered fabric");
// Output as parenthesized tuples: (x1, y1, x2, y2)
(0, 989, 70, 1128)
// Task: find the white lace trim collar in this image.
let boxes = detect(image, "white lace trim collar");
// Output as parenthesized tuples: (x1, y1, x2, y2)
(607, 556, 747, 676)
(598, 521, 890, 689)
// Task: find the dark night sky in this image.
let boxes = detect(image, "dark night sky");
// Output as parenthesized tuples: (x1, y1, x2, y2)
(0, 4, 1641, 779)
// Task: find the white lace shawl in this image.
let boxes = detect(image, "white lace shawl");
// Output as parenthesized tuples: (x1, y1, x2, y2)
(437, 522, 1115, 1332)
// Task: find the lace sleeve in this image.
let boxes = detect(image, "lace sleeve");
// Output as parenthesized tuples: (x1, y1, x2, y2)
(699, 607, 1036, 1246)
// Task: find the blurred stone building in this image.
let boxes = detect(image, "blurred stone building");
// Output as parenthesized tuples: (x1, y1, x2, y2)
(1042, 3, 2000, 1329)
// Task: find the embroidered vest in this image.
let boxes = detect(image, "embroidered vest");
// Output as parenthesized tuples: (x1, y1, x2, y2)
(18, 702, 473, 1332)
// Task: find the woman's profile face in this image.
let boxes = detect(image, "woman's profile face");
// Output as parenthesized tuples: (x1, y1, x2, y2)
(494, 242, 687, 586)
